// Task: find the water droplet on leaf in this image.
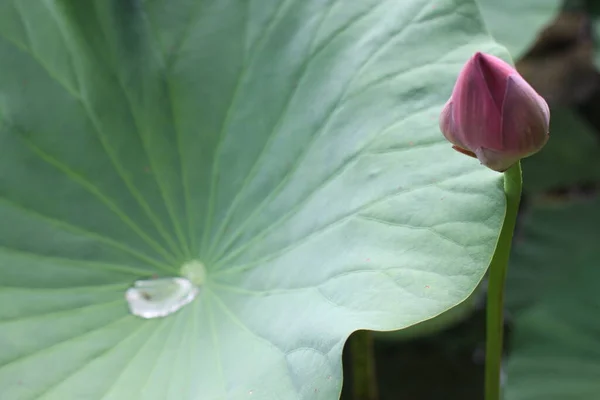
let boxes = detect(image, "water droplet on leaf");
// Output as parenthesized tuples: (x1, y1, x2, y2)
(125, 277, 198, 319)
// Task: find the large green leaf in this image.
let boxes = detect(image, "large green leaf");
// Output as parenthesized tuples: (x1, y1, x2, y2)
(506, 198, 600, 399)
(0, 0, 506, 398)
(375, 280, 484, 341)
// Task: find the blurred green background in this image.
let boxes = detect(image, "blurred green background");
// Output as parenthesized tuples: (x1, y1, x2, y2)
(342, 1, 600, 399)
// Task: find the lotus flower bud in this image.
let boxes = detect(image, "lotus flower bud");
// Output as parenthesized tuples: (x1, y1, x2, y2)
(439, 52, 550, 172)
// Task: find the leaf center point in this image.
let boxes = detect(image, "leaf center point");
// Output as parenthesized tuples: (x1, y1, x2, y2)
(180, 260, 208, 286)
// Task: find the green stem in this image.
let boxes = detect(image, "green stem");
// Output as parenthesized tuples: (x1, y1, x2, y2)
(485, 162, 523, 400)
(350, 330, 379, 400)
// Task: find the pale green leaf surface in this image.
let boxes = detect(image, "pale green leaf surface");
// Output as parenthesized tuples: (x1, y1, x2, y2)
(0, 0, 506, 399)
(506, 199, 600, 399)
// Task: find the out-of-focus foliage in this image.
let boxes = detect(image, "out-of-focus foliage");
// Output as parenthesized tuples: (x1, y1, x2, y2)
(506, 198, 600, 400)
(520, 108, 600, 193)
(477, 0, 561, 59)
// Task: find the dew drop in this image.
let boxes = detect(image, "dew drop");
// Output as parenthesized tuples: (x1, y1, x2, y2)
(125, 277, 199, 319)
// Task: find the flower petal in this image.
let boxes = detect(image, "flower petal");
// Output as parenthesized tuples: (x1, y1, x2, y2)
(474, 147, 521, 172)
(500, 74, 550, 155)
(451, 55, 503, 150)
(439, 99, 466, 149)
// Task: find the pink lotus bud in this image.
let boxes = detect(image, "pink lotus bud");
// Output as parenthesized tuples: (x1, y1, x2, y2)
(439, 52, 550, 172)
